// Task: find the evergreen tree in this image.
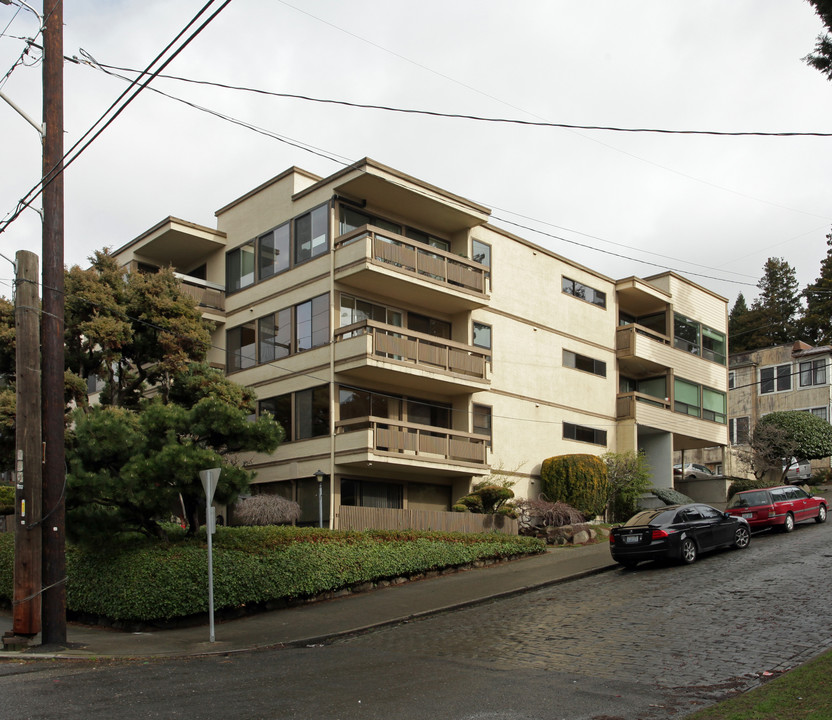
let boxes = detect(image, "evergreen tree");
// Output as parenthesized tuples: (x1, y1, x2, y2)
(805, 0, 832, 81)
(727, 292, 761, 353)
(746, 258, 801, 349)
(801, 229, 832, 345)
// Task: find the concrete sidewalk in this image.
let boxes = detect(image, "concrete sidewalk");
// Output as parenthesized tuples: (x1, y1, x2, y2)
(0, 542, 616, 660)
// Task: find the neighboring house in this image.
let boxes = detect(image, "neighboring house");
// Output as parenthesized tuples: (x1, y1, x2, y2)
(726, 341, 832, 478)
(110, 158, 729, 527)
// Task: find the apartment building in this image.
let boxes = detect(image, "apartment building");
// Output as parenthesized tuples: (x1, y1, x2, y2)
(726, 341, 832, 477)
(111, 158, 729, 527)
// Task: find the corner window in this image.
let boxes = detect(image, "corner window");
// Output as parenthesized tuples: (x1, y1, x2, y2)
(258, 308, 291, 363)
(702, 387, 726, 423)
(562, 277, 606, 308)
(564, 349, 606, 377)
(673, 314, 700, 355)
(472, 239, 491, 267)
(563, 422, 607, 446)
(295, 294, 330, 352)
(473, 322, 492, 349)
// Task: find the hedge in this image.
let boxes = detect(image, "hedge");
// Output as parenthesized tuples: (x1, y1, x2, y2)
(0, 528, 544, 623)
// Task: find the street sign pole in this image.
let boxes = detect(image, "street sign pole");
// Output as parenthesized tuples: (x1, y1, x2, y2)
(199, 468, 221, 643)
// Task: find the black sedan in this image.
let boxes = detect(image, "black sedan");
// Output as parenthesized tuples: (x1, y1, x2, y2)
(609, 503, 751, 569)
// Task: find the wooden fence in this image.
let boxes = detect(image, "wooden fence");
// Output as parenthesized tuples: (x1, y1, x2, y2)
(339, 506, 518, 534)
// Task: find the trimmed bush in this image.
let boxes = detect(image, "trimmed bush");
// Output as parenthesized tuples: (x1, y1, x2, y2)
(540, 454, 608, 519)
(0, 528, 544, 623)
(232, 494, 301, 526)
(651, 487, 694, 505)
(726, 477, 772, 500)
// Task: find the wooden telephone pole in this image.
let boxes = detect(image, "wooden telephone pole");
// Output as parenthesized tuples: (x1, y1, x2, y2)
(40, 0, 66, 646)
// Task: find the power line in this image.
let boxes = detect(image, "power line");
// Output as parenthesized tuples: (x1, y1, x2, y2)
(62, 62, 832, 138)
(0, 0, 235, 239)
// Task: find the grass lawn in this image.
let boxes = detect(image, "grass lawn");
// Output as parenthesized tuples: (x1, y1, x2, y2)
(685, 647, 832, 719)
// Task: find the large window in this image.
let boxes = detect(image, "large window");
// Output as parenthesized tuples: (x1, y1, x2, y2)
(258, 223, 290, 280)
(800, 359, 827, 388)
(564, 349, 606, 377)
(562, 277, 606, 308)
(674, 378, 701, 417)
(226, 203, 329, 293)
(760, 364, 792, 394)
(472, 239, 491, 268)
(673, 314, 726, 365)
(227, 322, 256, 372)
(702, 387, 726, 423)
(226, 241, 255, 292)
(228, 293, 329, 372)
(259, 386, 329, 442)
(341, 479, 403, 509)
(563, 422, 607, 446)
(294, 205, 329, 264)
(674, 378, 726, 424)
(296, 294, 330, 352)
(338, 386, 450, 429)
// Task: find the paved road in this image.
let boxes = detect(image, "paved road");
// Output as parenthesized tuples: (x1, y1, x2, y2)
(1, 519, 831, 720)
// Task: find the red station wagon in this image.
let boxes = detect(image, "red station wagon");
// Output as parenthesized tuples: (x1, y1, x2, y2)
(725, 485, 827, 532)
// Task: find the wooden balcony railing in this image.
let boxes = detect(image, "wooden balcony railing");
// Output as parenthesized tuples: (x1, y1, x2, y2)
(616, 323, 670, 353)
(176, 274, 225, 312)
(337, 416, 488, 464)
(335, 320, 491, 380)
(335, 226, 488, 295)
(616, 392, 671, 419)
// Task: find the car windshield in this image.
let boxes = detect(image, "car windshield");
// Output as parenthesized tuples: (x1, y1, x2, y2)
(727, 490, 769, 509)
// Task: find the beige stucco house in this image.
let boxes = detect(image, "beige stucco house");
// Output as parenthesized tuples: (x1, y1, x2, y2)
(111, 158, 729, 527)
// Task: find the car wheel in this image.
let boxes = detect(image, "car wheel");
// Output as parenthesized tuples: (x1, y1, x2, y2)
(732, 525, 751, 549)
(686, 474, 696, 480)
(816, 505, 827, 524)
(782, 513, 795, 533)
(680, 538, 697, 564)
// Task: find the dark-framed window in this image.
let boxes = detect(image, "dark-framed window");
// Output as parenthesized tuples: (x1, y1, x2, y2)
(472, 239, 491, 267)
(563, 349, 606, 377)
(227, 322, 256, 372)
(674, 378, 701, 417)
(702, 387, 726, 423)
(226, 203, 329, 294)
(473, 404, 492, 448)
(259, 386, 329, 442)
(258, 222, 290, 280)
(226, 241, 255, 292)
(473, 321, 492, 349)
(340, 479, 403, 509)
(673, 313, 726, 365)
(760, 364, 792, 394)
(562, 277, 606, 308)
(800, 359, 827, 387)
(563, 422, 607, 446)
(296, 294, 330, 352)
(258, 308, 291, 363)
(729, 416, 750, 445)
(294, 205, 329, 264)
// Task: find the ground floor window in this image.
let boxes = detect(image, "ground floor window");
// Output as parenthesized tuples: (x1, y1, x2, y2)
(341, 478, 403, 509)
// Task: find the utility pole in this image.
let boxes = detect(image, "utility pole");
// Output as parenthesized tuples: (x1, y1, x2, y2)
(7, 251, 41, 646)
(41, 0, 66, 646)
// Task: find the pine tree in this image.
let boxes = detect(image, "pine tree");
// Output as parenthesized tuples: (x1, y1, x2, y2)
(801, 230, 832, 346)
(728, 292, 760, 353)
(747, 258, 801, 349)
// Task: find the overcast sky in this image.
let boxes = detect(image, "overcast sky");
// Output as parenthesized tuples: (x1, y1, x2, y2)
(1, 1, 831, 308)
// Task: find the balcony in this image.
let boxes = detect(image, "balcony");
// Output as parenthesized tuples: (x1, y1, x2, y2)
(616, 324, 673, 377)
(334, 320, 491, 394)
(175, 273, 225, 322)
(335, 416, 489, 473)
(334, 227, 489, 314)
(617, 392, 728, 448)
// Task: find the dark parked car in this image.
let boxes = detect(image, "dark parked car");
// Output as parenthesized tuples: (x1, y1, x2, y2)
(609, 503, 750, 568)
(725, 485, 827, 532)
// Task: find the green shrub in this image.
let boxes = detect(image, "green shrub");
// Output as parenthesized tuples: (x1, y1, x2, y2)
(540, 454, 608, 519)
(0, 485, 13, 515)
(651, 487, 694, 505)
(0, 527, 544, 622)
(726, 477, 772, 500)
